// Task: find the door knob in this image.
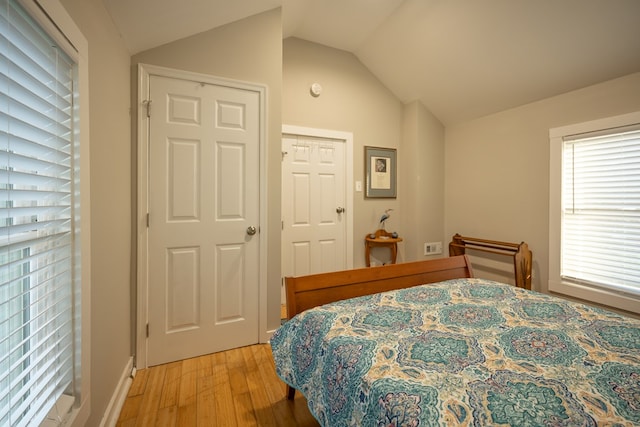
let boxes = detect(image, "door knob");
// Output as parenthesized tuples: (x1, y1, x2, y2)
(246, 226, 257, 236)
(336, 207, 345, 214)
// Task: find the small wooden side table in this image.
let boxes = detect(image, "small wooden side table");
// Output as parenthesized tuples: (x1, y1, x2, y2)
(365, 229, 403, 267)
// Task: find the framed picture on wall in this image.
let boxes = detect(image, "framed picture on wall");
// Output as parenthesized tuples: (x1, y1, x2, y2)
(365, 146, 397, 198)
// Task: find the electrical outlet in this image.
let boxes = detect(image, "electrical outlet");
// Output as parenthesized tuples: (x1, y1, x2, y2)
(424, 242, 443, 255)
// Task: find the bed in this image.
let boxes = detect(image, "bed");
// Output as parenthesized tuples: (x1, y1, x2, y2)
(270, 256, 640, 426)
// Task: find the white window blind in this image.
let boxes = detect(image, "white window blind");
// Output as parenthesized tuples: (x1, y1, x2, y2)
(0, 0, 76, 425)
(562, 126, 640, 296)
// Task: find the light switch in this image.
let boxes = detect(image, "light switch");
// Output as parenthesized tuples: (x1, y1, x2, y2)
(355, 181, 362, 192)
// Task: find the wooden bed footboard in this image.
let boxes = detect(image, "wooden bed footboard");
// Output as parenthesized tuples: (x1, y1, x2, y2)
(284, 255, 474, 320)
(282, 255, 474, 400)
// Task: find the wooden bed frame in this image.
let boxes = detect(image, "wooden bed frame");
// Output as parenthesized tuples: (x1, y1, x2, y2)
(283, 255, 474, 399)
(449, 234, 532, 290)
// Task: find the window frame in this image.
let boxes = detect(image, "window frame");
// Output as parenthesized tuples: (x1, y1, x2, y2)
(8, 0, 91, 425)
(549, 111, 640, 315)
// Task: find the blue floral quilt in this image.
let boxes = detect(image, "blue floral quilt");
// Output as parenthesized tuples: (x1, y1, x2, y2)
(270, 278, 640, 426)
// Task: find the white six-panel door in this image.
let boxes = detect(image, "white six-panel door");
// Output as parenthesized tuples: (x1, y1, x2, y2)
(146, 74, 260, 366)
(281, 132, 349, 288)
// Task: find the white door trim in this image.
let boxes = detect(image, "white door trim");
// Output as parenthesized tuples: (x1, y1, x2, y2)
(137, 63, 268, 368)
(281, 125, 354, 270)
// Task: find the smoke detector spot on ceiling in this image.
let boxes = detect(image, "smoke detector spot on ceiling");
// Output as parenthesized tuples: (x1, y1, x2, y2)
(310, 82, 322, 97)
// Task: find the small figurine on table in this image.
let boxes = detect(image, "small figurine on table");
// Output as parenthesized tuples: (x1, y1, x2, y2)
(379, 209, 393, 230)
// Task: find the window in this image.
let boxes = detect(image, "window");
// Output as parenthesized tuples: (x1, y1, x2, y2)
(1, 0, 89, 425)
(549, 112, 640, 314)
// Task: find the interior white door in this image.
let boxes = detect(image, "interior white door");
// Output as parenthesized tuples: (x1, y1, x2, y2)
(147, 75, 260, 366)
(281, 134, 347, 285)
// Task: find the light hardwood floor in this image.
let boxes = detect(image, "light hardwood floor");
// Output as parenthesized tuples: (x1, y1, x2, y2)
(116, 344, 320, 426)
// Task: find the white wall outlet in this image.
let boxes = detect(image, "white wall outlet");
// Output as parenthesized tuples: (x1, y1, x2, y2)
(424, 242, 443, 255)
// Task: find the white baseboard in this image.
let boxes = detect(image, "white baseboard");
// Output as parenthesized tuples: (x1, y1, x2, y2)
(100, 357, 134, 427)
(264, 329, 276, 342)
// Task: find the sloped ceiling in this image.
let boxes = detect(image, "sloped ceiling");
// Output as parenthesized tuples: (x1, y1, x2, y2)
(102, 0, 640, 126)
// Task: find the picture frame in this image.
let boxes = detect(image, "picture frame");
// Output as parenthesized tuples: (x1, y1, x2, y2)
(365, 146, 397, 198)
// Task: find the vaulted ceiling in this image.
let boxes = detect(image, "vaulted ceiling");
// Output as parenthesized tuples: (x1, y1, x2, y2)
(102, 0, 640, 125)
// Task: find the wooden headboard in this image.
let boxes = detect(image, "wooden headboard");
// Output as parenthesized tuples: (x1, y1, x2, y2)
(285, 255, 474, 319)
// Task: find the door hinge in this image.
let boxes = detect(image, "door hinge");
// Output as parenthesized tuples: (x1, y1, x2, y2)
(143, 99, 152, 118)
(146, 213, 150, 228)
(146, 323, 149, 338)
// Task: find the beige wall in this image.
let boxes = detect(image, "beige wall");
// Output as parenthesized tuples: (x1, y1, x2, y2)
(401, 102, 445, 260)
(132, 9, 283, 332)
(58, 0, 132, 424)
(445, 72, 640, 292)
(283, 38, 407, 266)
